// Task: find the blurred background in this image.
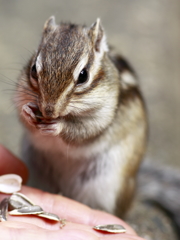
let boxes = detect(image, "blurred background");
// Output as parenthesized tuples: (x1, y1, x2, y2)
(0, 0, 179, 169)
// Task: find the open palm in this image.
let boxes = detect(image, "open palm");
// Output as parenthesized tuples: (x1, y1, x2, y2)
(0, 145, 145, 240)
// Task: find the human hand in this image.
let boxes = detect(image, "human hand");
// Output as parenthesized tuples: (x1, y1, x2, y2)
(0, 145, 145, 240)
(0, 145, 28, 183)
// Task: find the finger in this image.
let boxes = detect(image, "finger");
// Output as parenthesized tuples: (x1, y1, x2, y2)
(18, 186, 137, 235)
(0, 221, 98, 240)
(0, 211, 143, 239)
(0, 145, 28, 183)
(60, 222, 145, 240)
(0, 221, 145, 240)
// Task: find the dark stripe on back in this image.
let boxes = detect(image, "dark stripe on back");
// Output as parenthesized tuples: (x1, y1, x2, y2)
(110, 54, 136, 76)
(119, 86, 145, 108)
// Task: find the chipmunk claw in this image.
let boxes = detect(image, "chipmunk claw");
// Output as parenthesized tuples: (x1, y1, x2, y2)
(37, 122, 60, 136)
(21, 103, 38, 126)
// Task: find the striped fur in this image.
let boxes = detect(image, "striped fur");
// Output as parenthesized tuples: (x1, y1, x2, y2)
(15, 17, 147, 218)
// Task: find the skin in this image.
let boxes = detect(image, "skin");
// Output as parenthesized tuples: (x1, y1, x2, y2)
(0, 145, 145, 240)
(0, 145, 28, 183)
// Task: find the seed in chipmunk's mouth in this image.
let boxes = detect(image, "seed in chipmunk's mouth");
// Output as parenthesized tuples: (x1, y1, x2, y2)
(27, 104, 43, 120)
(34, 109, 43, 119)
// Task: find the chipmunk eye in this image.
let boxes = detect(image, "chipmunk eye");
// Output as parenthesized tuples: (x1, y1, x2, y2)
(77, 68, 88, 85)
(31, 64, 38, 81)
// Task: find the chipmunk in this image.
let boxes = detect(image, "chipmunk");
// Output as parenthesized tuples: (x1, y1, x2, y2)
(14, 16, 147, 218)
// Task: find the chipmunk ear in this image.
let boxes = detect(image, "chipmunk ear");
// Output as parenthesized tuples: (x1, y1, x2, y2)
(89, 18, 108, 53)
(43, 16, 57, 35)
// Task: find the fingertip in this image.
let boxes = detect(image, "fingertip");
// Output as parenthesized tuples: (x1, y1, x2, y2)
(0, 145, 29, 184)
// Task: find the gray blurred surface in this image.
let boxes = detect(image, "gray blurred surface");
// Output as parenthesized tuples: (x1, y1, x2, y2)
(0, 0, 179, 169)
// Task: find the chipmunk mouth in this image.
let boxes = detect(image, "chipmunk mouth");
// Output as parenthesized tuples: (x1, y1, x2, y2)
(27, 102, 59, 123)
(25, 102, 72, 127)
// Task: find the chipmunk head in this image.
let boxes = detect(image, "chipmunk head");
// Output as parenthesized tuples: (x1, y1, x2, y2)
(28, 16, 110, 119)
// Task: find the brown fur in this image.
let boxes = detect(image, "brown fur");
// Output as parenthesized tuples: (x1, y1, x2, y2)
(15, 17, 147, 218)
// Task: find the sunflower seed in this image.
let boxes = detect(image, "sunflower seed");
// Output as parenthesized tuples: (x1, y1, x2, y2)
(0, 174, 22, 194)
(0, 198, 9, 221)
(38, 212, 60, 221)
(9, 205, 43, 215)
(9, 193, 34, 210)
(93, 224, 126, 233)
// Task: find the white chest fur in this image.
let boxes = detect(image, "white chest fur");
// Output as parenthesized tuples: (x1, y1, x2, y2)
(30, 132, 125, 214)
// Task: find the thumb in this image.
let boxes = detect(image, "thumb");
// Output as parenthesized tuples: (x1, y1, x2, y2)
(0, 145, 28, 184)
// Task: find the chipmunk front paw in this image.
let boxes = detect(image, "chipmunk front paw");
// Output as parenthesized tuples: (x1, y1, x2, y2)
(21, 103, 62, 136)
(21, 102, 38, 126)
(37, 121, 62, 136)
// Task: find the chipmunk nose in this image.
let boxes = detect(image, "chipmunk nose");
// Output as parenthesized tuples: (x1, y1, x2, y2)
(40, 104, 55, 119)
(43, 105, 54, 118)
(44, 105, 54, 117)
(39, 102, 63, 119)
